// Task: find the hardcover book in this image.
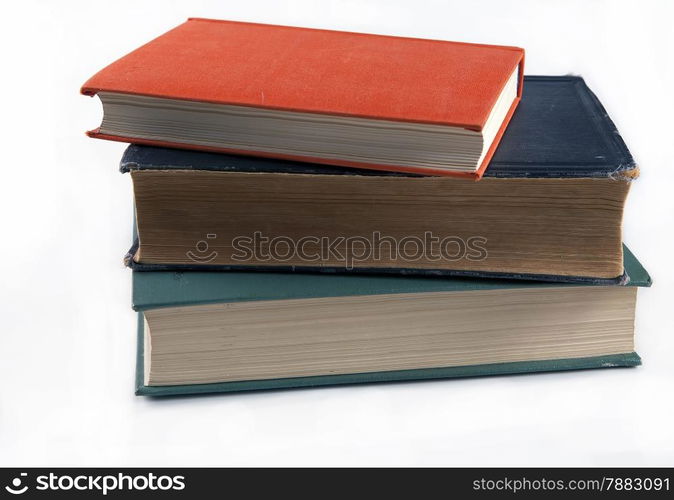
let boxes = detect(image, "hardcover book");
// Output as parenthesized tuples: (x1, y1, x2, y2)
(124, 76, 637, 284)
(134, 245, 650, 396)
(82, 18, 524, 178)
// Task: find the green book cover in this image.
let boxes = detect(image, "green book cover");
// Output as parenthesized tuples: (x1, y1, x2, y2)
(134, 245, 650, 396)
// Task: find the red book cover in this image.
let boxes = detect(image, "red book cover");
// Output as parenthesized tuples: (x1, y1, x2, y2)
(82, 18, 524, 178)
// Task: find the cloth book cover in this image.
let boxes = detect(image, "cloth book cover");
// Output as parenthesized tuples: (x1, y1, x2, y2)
(133, 245, 650, 397)
(82, 18, 524, 178)
(123, 76, 636, 285)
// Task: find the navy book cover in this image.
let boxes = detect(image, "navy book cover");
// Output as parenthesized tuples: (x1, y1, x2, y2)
(122, 76, 637, 285)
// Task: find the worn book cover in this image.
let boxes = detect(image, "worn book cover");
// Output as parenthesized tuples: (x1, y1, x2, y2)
(124, 76, 637, 284)
(134, 245, 650, 396)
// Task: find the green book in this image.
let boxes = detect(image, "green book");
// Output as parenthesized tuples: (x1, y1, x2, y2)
(134, 245, 650, 396)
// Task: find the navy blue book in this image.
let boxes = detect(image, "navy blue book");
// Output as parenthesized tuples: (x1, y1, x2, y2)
(123, 76, 638, 284)
(134, 245, 650, 396)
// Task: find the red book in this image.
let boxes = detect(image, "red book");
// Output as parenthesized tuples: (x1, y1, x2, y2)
(82, 18, 524, 178)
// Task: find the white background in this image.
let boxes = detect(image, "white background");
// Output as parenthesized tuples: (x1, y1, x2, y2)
(0, 0, 672, 466)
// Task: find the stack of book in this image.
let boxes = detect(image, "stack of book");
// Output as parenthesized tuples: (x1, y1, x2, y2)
(82, 18, 650, 396)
